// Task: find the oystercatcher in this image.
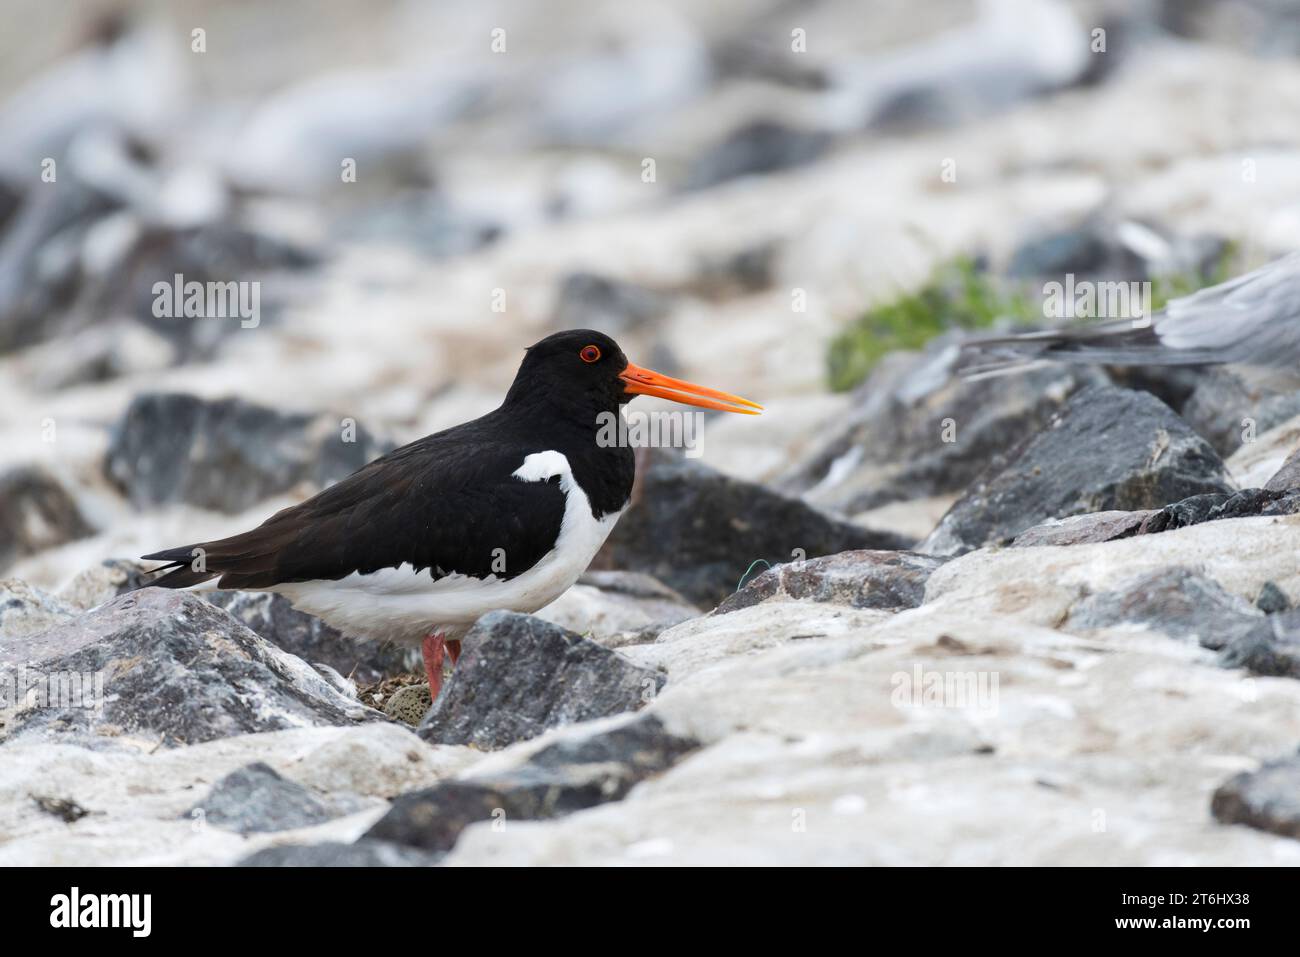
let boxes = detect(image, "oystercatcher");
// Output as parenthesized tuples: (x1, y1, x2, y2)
(141, 329, 761, 699)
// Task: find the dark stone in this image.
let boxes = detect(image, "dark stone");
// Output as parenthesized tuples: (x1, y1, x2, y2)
(238, 840, 442, 867)
(372, 714, 698, 852)
(1211, 757, 1300, 840)
(31, 794, 91, 823)
(1065, 567, 1266, 651)
(920, 386, 1234, 556)
(1218, 610, 1300, 680)
(186, 762, 337, 834)
(0, 588, 376, 747)
(1265, 446, 1300, 492)
(686, 120, 832, 190)
(0, 178, 121, 354)
(780, 345, 1107, 515)
(1138, 487, 1300, 535)
(714, 549, 943, 615)
(1007, 228, 1125, 280)
(0, 466, 95, 572)
(550, 272, 672, 337)
(598, 451, 910, 607)
(417, 612, 665, 750)
(1257, 582, 1292, 615)
(206, 591, 409, 686)
(104, 392, 393, 514)
(683, 241, 779, 300)
(1180, 367, 1300, 456)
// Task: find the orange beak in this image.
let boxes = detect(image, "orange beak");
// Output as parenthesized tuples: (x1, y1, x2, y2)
(619, 362, 763, 415)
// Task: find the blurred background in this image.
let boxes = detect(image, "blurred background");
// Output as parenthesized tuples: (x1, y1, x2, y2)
(5, 0, 1300, 588)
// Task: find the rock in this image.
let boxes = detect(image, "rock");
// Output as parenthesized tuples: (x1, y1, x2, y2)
(685, 120, 831, 190)
(0, 579, 75, 639)
(1266, 446, 1300, 492)
(1010, 510, 1154, 547)
(383, 684, 432, 727)
(1064, 567, 1268, 650)
(536, 570, 699, 640)
(1181, 367, 1300, 457)
(549, 272, 671, 337)
(1007, 225, 1140, 281)
(1257, 582, 1292, 614)
(56, 559, 153, 610)
(714, 550, 943, 615)
(781, 346, 1106, 515)
(0, 466, 95, 572)
(185, 762, 341, 834)
(920, 386, 1235, 557)
(103, 392, 393, 514)
(1211, 758, 1300, 840)
(417, 612, 664, 750)
(371, 714, 698, 852)
(205, 591, 408, 686)
(0, 588, 376, 748)
(597, 452, 910, 607)
(1225, 412, 1300, 488)
(681, 241, 779, 301)
(238, 840, 442, 867)
(1218, 610, 1300, 680)
(1138, 487, 1300, 535)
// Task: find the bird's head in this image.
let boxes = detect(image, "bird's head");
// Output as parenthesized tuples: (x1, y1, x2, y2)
(507, 329, 762, 420)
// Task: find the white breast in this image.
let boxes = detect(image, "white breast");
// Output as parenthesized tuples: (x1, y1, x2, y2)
(271, 450, 625, 646)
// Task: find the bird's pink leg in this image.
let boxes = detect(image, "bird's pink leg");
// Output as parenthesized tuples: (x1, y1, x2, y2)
(422, 630, 447, 700)
(446, 639, 462, 665)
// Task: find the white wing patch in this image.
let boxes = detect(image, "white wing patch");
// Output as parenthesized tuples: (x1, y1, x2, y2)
(512, 450, 571, 482)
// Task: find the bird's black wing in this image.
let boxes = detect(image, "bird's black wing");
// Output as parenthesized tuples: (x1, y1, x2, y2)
(141, 424, 567, 590)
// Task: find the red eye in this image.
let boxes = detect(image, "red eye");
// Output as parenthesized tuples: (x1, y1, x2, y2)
(580, 345, 601, 363)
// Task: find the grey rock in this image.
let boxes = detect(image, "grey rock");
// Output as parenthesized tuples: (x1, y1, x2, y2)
(715, 549, 943, 615)
(0, 588, 376, 747)
(0, 579, 75, 640)
(417, 611, 663, 750)
(1211, 757, 1300, 840)
(599, 451, 910, 607)
(550, 272, 672, 337)
(206, 590, 408, 686)
(682, 241, 779, 301)
(1265, 446, 1300, 492)
(238, 839, 442, 867)
(373, 714, 698, 852)
(186, 762, 338, 834)
(920, 386, 1235, 557)
(0, 466, 95, 572)
(1010, 510, 1154, 547)
(1257, 582, 1292, 615)
(1065, 567, 1266, 651)
(104, 392, 393, 514)
(1138, 487, 1300, 535)
(782, 345, 1106, 515)
(1218, 610, 1300, 680)
(1007, 225, 1139, 281)
(57, 559, 153, 611)
(1181, 367, 1300, 456)
(686, 120, 832, 190)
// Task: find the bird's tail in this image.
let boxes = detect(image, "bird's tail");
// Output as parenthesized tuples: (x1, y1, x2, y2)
(138, 543, 223, 589)
(958, 316, 1226, 378)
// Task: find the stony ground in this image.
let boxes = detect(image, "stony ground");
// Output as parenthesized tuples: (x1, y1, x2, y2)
(4, 0, 1300, 865)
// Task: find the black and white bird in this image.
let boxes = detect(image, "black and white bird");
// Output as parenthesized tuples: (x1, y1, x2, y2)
(141, 330, 761, 698)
